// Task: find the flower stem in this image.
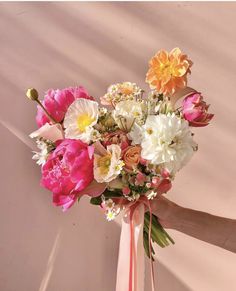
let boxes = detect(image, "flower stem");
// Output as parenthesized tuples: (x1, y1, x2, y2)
(35, 99, 58, 124)
(143, 212, 175, 259)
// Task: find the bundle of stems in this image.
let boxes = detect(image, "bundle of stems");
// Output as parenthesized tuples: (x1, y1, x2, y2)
(143, 212, 175, 260)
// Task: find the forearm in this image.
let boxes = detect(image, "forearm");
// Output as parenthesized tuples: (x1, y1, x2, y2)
(170, 206, 236, 253)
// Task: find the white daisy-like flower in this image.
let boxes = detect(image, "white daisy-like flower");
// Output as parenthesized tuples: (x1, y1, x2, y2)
(106, 210, 116, 221)
(104, 199, 115, 210)
(128, 123, 143, 145)
(32, 140, 49, 165)
(90, 129, 102, 142)
(64, 98, 98, 143)
(100, 82, 142, 106)
(94, 144, 124, 183)
(113, 100, 145, 131)
(141, 113, 197, 174)
(146, 190, 158, 200)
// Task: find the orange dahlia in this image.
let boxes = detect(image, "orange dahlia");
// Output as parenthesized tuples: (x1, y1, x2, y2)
(146, 48, 193, 96)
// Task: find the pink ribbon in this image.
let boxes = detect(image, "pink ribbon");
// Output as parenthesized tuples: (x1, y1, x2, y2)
(116, 199, 155, 291)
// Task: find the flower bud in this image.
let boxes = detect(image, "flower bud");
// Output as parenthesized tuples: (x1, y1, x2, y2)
(182, 93, 214, 127)
(26, 88, 39, 101)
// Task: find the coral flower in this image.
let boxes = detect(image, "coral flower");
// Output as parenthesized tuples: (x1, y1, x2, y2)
(146, 48, 192, 96)
(122, 145, 141, 172)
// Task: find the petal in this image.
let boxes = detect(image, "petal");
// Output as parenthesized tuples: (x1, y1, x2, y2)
(30, 123, 64, 142)
(78, 180, 107, 197)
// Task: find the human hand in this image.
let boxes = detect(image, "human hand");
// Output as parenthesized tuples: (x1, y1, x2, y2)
(150, 195, 180, 229)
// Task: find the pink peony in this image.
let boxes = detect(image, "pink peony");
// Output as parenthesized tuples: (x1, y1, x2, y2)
(41, 139, 104, 211)
(182, 93, 214, 127)
(36, 87, 94, 127)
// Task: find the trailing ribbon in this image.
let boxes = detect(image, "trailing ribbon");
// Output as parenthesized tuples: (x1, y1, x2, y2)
(116, 199, 155, 291)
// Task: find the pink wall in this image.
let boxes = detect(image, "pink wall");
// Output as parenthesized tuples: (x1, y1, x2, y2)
(0, 2, 236, 291)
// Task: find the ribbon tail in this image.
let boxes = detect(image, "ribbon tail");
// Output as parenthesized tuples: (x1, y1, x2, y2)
(133, 204, 145, 291)
(116, 204, 145, 291)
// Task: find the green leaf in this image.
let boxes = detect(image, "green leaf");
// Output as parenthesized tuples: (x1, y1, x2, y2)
(102, 189, 123, 198)
(90, 196, 102, 205)
(90, 189, 123, 206)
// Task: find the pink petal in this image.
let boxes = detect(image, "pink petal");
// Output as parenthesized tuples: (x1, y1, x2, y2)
(78, 180, 107, 197)
(88, 145, 94, 159)
(30, 123, 64, 142)
(93, 141, 108, 156)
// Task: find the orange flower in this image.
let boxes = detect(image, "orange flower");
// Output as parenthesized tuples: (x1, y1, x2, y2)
(122, 145, 141, 171)
(146, 48, 193, 96)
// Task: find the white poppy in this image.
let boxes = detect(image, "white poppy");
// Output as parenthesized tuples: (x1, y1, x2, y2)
(64, 98, 98, 143)
(93, 142, 124, 183)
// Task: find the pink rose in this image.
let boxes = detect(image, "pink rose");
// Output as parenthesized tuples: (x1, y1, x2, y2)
(41, 139, 102, 211)
(182, 93, 214, 127)
(36, 86, 94, 127)
(102, 130, 130, 150)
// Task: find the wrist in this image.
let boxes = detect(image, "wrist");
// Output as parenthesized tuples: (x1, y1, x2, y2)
(167, 203, 185, 230)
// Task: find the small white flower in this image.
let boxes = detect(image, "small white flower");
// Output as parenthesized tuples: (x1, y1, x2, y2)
(141, 113, 197, 174)
(64, 98, 98, 143)
(106, 210, 116, 221)
(98, 107, 108, 117)
(32, 140, 48, 165)
(101, 82, 142, 106)
(90, 129, 102, 142)
(105, 199, 115, 210)
(113, 100, 145, 131)
(146, 190, 157, 200)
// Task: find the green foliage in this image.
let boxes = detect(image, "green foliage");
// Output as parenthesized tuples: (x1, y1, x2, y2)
(143, 212, 175, 260)
(90, 189, 123, 205)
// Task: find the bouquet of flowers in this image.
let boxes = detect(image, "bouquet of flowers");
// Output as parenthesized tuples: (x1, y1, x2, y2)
(27, 48, 213, 291)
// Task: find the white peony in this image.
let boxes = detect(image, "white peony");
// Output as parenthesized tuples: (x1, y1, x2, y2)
(113, 100, 145, 131)
(64, 98, 98, 143)
(141, 113, 197, 174)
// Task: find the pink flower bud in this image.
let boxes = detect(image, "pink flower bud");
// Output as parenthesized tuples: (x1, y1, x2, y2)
(135, 172, 146, 186)
(151, 176, 161, 187)
(140, 157, 148, 166)
(182, 93, 214, 127)
(122, 186, 131, 195)
(146, 182, 152, 188)
(157, 179, 172, 194)
(161, 169, 170, 178)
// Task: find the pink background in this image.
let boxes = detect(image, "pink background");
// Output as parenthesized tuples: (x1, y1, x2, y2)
(0, 2, 236, 291)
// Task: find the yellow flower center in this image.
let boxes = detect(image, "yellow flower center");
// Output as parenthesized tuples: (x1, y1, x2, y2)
(133, 111, 140, 117)
(160, 61, 175, 77)
(97, 154, 111, 175)
(77, 114, 95, 132)
(146, 128, 153, 135)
